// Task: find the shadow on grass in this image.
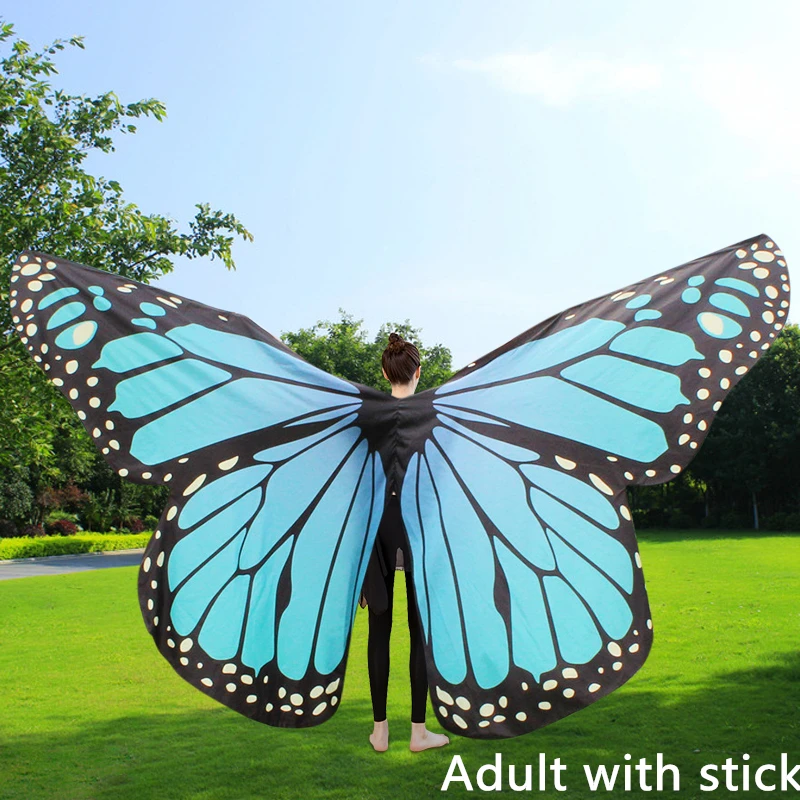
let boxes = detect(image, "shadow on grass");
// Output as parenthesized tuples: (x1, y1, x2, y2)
(2, 653, 798, 800)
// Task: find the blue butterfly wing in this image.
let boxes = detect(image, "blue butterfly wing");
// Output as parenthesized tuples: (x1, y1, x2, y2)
(9, 252, 388, 726)
(151, 420, 386, 726)
(400, 234, 790, 738)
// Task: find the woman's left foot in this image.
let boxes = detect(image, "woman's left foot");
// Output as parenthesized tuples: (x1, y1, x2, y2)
(409, 722, 450, 752)
(370, 720, 389, 752)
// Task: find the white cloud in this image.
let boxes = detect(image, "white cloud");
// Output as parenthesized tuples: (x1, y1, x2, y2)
(686, 51, 800, 176)
(448, 50, 663, 106)
(430, 45, 800, 176)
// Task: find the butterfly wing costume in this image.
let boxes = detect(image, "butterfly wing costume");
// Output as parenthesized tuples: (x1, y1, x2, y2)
(8, 234, 790, 738)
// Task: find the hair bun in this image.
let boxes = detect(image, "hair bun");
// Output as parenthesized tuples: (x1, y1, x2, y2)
(387, 332, 405, 352)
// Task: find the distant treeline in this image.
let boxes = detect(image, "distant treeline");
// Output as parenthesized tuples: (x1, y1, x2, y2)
(632, 323, 800, 531)
(1, 312, 796, 537)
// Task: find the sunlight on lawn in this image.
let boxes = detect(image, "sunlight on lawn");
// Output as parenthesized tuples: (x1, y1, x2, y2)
(0, 533, 797, 799)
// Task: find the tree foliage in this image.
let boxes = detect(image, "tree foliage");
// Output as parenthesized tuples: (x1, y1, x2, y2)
(0, 20, 251, 527)
(282, 310, 453, 391)
(687, 324, 800, 527)
(0, 22, 252, 302)
(630, 325, 800, 530)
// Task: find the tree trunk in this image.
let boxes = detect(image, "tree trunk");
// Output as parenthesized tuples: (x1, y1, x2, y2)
(752, 489, 759, 530)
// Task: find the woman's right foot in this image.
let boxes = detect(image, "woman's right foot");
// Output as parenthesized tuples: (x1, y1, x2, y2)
(410, 722, 450, 752)
(370, 719, 389, 752)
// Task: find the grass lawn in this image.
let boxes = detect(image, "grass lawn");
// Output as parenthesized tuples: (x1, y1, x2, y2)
(0, 531, 798, 799)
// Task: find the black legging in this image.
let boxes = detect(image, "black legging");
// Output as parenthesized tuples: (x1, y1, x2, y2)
(367, 559, 428, 723)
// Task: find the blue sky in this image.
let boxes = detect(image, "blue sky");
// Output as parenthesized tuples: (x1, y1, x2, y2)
(5, 1, 798, 368)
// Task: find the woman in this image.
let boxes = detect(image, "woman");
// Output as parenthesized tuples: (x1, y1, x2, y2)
(361, 332, 450, 753)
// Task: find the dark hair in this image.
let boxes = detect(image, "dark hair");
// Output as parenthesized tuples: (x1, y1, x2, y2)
(382, 332, 421, 384)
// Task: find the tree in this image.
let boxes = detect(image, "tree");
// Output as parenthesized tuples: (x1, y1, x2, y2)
(282, 310, 453, 391)
(688, 325, 800, 528)
(0, 22, 252, 306)
(0, 21, 252, 521)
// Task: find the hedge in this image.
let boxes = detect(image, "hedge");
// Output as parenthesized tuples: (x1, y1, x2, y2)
(0, 533, 151, 561)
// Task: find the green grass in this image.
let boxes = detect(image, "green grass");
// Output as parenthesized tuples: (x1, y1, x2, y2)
(0, 533, 150, 560)
(0, 533, 798, 799)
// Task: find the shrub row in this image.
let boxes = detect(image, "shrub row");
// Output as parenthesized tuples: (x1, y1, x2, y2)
(0, 516, 156, 538)
(633, 509, 800, 531)
(0, 533, 151, 560)
(760, 511, 800, 532)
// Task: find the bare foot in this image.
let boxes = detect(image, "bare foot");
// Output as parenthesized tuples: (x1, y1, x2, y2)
(409, 721, 450, 752)
(370, 719, 389, 752)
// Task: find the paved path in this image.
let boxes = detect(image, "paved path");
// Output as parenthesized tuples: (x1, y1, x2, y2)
(0, 549, 144, 581)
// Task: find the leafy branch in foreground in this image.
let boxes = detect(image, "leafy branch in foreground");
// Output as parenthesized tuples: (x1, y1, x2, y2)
(0, 19, 252, 500)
